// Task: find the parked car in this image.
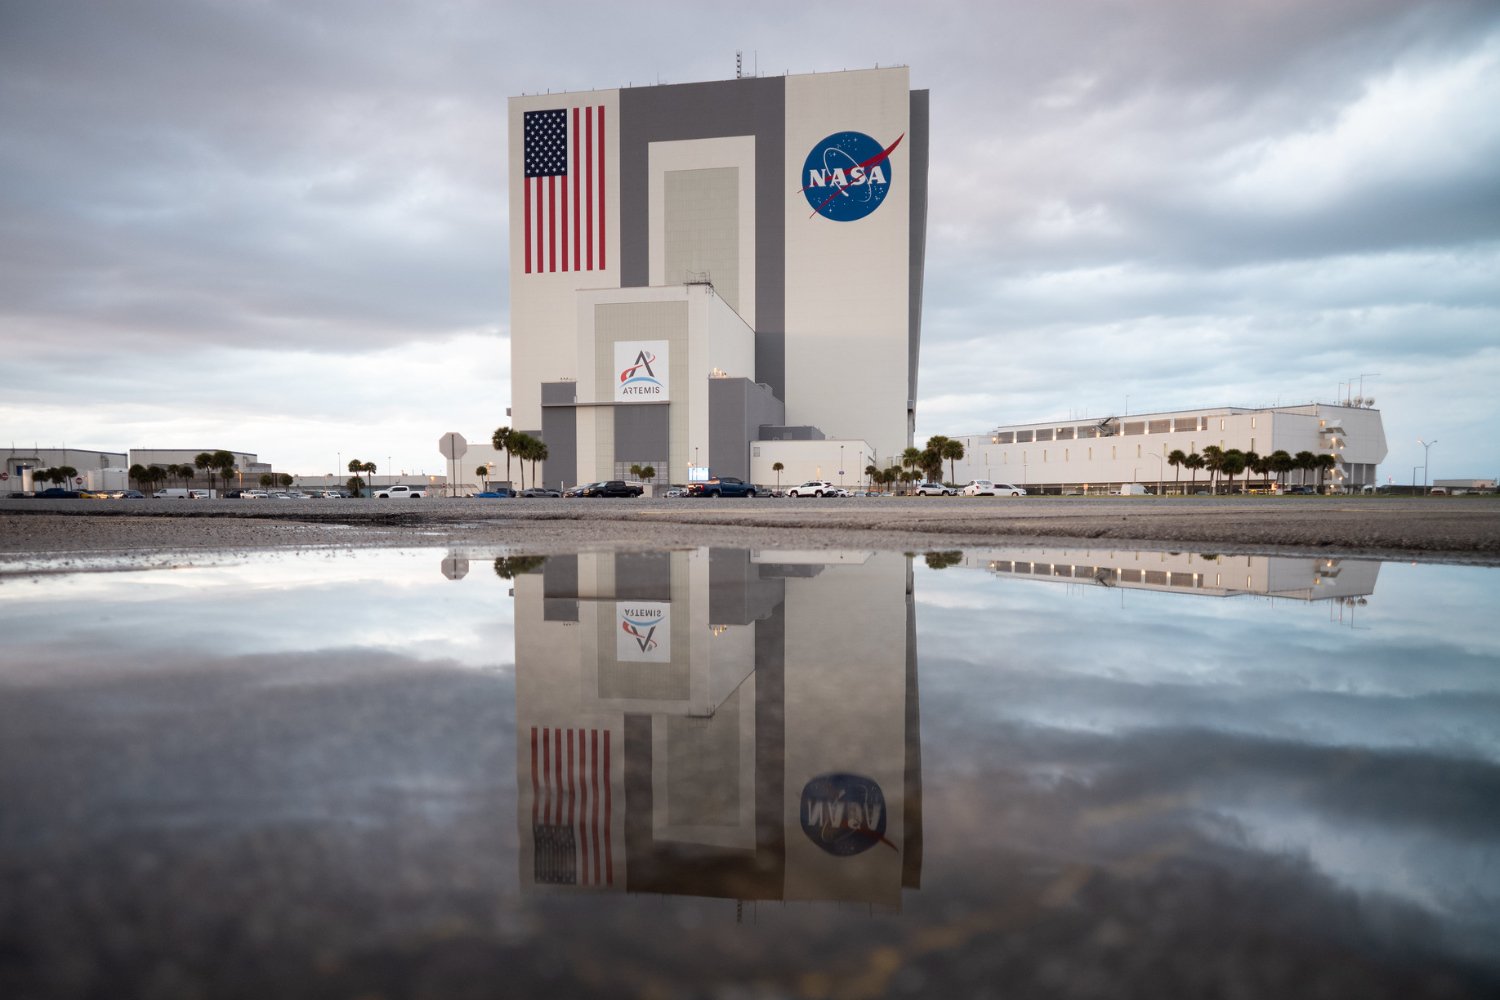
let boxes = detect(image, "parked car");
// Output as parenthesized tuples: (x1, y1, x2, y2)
(913, 482, 955, 496)
(374, 485, 428, 498)
(1281, 485, 1315, 495)
(519, 487, 561, 498)
(963, 480, 1026, 497)
(116, 489, 147, 499)
(563, 482, 598, 498)
(786, 480, 835, 497)
(664, 487, 689, 498)
(687, 476, 758, 498)
(578, 480, 643, 498)
(34, 488, 83, 499)
(825, 487, 853, 497)
(473, 489, 515, 498)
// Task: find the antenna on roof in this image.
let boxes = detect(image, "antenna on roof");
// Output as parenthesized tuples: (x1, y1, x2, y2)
(736, 50, 742, 79)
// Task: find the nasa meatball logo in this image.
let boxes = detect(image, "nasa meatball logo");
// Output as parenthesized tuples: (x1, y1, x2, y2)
(799, 773, 897, 856)
(800, 131, 903, 222)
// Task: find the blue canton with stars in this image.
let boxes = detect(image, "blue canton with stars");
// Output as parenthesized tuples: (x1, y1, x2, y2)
(524, 109, 568, 178)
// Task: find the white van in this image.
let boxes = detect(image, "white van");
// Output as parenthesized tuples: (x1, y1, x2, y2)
(154, 488, 190, 499)
(1112, 484, 1149, 496)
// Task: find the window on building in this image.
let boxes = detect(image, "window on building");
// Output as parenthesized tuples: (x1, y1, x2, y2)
(1111, 446, 1117, 460)
(1036, 428, 1053, 442)
(1136, 445, 1142, 458)
(1056, 427, 1074, 440)
(1065, 448, 1070, 461)
(1219, 418, 1226, 430)
(1016, 430, 1034, 443)
(1123, 422, 1144, 435)
(1148, 419, 1170, 434)
(996, 431, 1014, 444)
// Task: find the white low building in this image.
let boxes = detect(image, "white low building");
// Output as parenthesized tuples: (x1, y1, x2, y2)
(949, 403, 1388, 494)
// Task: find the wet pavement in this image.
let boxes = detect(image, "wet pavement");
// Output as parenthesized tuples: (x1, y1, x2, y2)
(2, 546, 1497, 999)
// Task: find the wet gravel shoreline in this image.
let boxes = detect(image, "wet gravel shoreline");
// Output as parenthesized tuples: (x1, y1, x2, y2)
(3, 495, 1498, 568)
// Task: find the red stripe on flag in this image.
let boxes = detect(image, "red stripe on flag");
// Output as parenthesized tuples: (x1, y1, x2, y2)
(541, 727, 551, 824)
(585, 106, 593, 270)
(598, 105, 606, 270)
(553, 728, 563, 823)
(560, 163, 569, 271)
(604, 730, 613, 886)
(523, 177, 532, 274)
(529, 727, 538, 825)
(591, 729, 600, 884)
(572, 107, 581, 271)
(577, 729, 589, 885)
(566, 728, 575, 825)
(547, 175, 556, 273)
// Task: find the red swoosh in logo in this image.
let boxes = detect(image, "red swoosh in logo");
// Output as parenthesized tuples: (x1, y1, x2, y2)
(802, 133, 904, 218)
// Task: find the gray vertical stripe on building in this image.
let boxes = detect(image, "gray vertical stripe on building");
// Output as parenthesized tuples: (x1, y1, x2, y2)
(618, 77, 786, 398)
(907, 90, 930, 427)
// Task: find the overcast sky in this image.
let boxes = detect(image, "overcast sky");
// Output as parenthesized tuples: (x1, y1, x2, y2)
(2, 0, 1496, 481)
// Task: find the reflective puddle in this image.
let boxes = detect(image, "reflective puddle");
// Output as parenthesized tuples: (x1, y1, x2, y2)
(2, 547, 1497, 998)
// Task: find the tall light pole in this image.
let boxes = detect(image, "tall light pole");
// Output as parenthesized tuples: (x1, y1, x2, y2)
(839, 444, 845, 488)
(1418, 438, 1436, 494)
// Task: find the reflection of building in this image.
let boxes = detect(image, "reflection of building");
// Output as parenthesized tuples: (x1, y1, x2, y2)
(512, 548, 921, 907)
(965, 547, 1380, 601)
(507, 68, 929, 489)
(951, 403, 1388, 494)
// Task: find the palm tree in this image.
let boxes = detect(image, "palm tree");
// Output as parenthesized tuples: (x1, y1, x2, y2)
(901, 446, 921, 480)
(865, 463, 879, 491)
(1202, 446, 1225, 495)
(884, 466, 903, 492)
(509, 434, 533, 489)
(772, 461, 784, 490)
(278, 473, 294, 489)
(941, 438, 965, 484)
(475, 465, 490, 489)
(492, 426, 514, 487)
(194, 452, 215, 492)
(629, 463, 644, 481)
(1167, 449, 1187, 495)
(1268, 450, 1294, 491)
(1316, 453, 1338, 493)
(1221, 449, 1246, 494)
(640, 464, 654, 484)
(180, 465, 194, 491)
(260, 473, 276, 489)
(1241, 451, 1261, 492)
(129, 464, 147, 490)
(1185, 452, 1205, 492)
(213, 451, 237, 491)
(1294, 451, 1316, 488)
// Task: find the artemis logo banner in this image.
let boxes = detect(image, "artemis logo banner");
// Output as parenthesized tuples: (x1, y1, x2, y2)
(614, 341, 669, 403)
(617, 602, 669, 662)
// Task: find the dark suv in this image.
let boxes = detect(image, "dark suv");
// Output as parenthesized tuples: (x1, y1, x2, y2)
(687, 476, 757, 498)
(579, 480, 643, 498)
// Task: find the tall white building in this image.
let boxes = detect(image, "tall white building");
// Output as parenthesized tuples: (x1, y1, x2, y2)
(507, 67, 928, 488)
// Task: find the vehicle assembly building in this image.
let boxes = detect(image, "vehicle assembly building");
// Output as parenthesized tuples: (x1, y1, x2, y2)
(508, 67, 929, 489)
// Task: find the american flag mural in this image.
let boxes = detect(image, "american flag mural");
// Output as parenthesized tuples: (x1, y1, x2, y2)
(530, 726, 614, 887)
(522, 105, 606, 274)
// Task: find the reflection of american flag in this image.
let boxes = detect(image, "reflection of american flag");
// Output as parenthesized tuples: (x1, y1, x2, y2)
(531, 726, 613, 887)
(522, 106, 606, 274)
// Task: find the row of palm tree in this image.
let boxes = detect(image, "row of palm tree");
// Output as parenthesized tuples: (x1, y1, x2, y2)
(126, 451, 238, 493)
(346, 458, 378, 496)
(490, 427, 549, 489)
(1166, 447, 1338, 495)
(29, 465, 80, 488)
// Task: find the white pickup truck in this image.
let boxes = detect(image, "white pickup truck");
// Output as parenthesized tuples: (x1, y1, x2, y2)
(373, 485, 428, 498)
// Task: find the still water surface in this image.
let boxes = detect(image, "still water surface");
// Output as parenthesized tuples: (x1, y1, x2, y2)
(1, 546, 1497, 999)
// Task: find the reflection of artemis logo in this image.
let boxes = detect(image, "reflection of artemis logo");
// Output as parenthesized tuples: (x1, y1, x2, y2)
(619, 350, 663, 395)
(800, 131, 903, 222)
(621, 607, 663, 653)
(799, 773, 897, 856)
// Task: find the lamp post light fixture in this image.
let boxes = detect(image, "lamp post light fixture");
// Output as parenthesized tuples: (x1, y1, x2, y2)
(1418, 438, 1437, 494)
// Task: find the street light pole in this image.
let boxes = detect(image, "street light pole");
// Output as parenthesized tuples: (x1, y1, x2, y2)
(1418, 438, 1437, 494)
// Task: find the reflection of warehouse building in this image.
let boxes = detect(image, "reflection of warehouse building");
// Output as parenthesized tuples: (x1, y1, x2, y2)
(951, 403, 1387, 493)
(963, 547, 1381, 602)
(511, 548, 921, 907)
(508, 68, 928, 489)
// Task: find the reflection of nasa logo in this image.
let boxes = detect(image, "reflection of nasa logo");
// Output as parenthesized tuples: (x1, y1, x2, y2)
(619, 349, 662, 395)
(799, 773, 896, 856)
(800, 131, 902, 222)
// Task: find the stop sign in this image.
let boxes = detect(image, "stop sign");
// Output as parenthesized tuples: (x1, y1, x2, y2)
(439, 432, 468, 460)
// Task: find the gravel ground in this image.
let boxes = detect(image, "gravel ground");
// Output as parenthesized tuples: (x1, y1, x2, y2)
(3, 495, 1498, 568)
